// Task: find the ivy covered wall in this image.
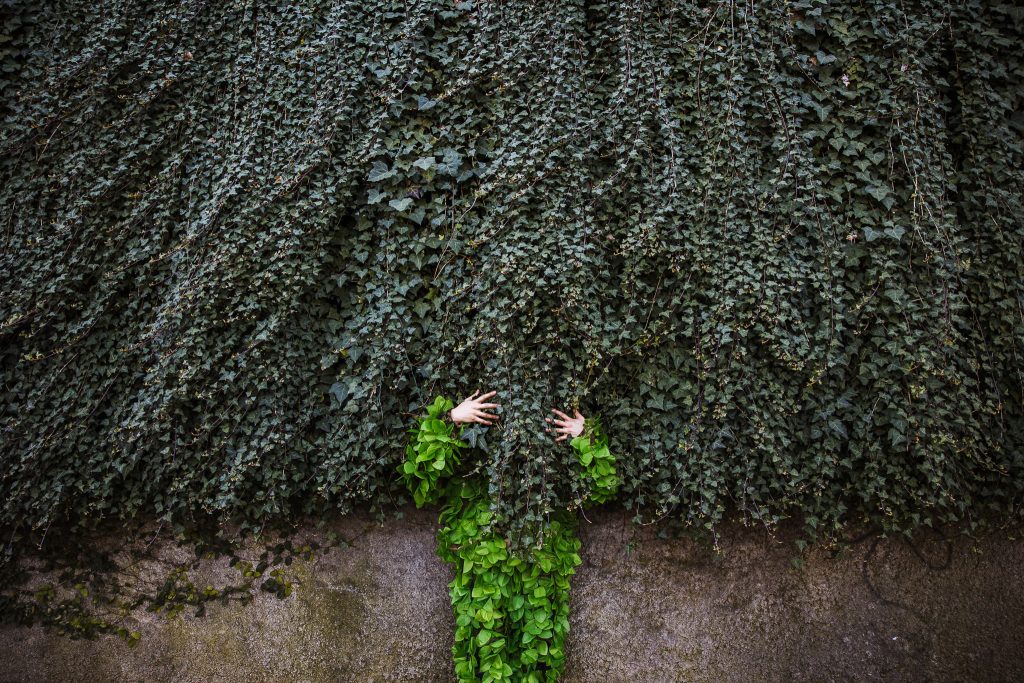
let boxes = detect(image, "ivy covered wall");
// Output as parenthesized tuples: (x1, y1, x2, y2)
(1, 1, 1022, 548)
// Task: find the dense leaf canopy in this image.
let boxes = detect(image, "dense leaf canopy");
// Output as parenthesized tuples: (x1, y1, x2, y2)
(2, 0, 1022, 548)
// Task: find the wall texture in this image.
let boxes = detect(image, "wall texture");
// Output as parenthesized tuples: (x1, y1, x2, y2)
(1, 509, 1022, 682)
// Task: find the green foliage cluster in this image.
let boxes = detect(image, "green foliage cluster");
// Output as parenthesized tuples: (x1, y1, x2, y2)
(401, 395, 466, 506)
(438, 482, 580, 683)
(404, 398, 615, 682)
(572, 418, 619, 505)
(1, 1, 1023, 553)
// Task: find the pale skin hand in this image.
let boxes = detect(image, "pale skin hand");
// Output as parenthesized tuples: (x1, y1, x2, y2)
(545, 408, 584, 442)
(450, 390, 501, 425)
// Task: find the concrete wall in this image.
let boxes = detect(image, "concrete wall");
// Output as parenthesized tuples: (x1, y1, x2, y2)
(2, 508, 1022, 682)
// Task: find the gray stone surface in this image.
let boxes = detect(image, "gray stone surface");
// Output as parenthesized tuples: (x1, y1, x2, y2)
(1, 508, 1022, 682)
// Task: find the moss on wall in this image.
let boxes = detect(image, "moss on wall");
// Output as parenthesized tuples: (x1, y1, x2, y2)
(1, 510, 1022, 682)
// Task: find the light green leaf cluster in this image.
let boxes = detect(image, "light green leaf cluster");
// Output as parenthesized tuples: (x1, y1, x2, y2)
(571, 417, 619, 506)
(400, 396, 465, 507)
(438, 482, 580, 683)
(404, 397, 596, 681)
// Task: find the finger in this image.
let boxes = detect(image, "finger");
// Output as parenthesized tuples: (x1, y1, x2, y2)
(574, 409, 583, 420)
(556, 434, 568, 442)
(474, 410, 499, 421)
(552, 419, 572, 428)
(479, 390, 497, 400)
(551, 409, 571, 421)
(477, 402, 500, 409)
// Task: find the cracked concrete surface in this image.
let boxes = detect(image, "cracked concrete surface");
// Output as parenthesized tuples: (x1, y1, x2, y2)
(1, 507, 1021, 682)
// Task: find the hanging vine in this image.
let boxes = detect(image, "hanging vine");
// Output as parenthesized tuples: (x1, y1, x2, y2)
(0, 1, 1021, 563)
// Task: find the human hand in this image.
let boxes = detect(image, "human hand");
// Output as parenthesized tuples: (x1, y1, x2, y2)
(450, 390, 500, 426)
(545, 408, 584, 442)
